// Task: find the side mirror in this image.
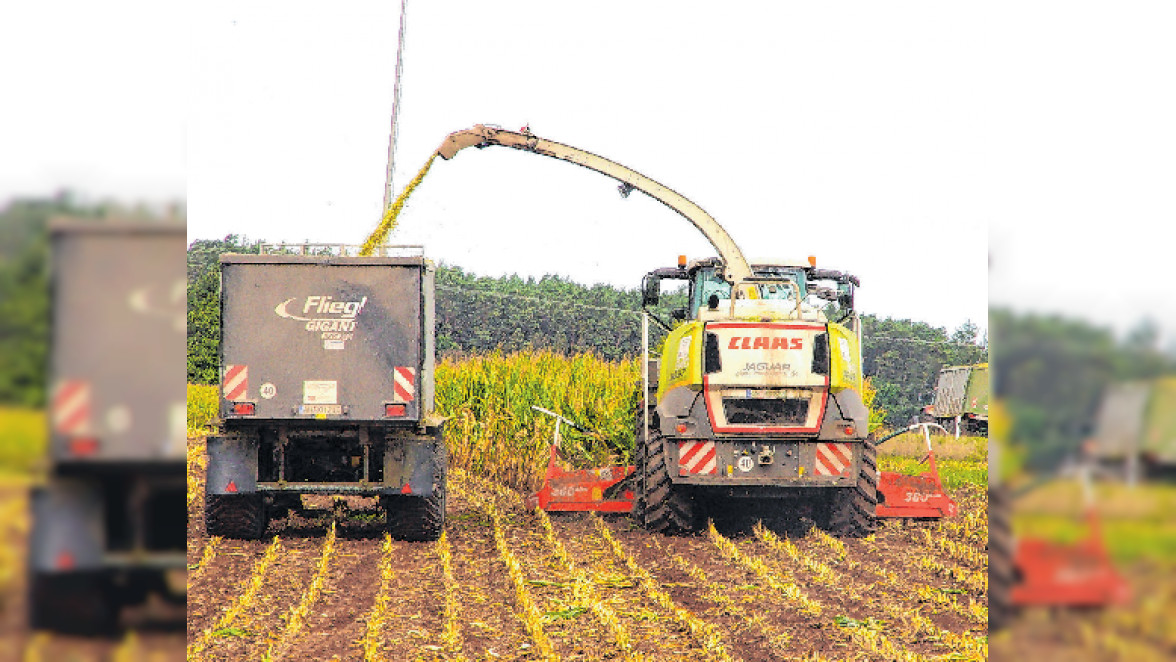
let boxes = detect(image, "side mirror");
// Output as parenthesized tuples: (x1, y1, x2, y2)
(641, 275, 660, 306)
(837, 282, 855, 310)
(671, 308, 688, 321)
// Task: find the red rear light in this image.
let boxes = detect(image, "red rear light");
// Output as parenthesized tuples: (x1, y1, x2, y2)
(55, 551, 75, 570)
(385, 404, 407, 417)
(231, 402, 256, 416)
(68, 437, 99, 456)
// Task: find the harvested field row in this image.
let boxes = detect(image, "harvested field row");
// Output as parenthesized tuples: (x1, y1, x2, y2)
(184, 441, 989, 661)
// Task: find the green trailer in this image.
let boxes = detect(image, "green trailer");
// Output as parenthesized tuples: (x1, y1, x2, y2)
(927, 363, 989, 436)
(1091, 377, 1176, 481)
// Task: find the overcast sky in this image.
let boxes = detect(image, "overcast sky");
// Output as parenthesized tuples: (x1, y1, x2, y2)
(5, 2, 1175, 345)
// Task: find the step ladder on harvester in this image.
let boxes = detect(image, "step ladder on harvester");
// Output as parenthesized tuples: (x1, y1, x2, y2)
(524, 406, 637, 513)
(874, 422, 959, 519)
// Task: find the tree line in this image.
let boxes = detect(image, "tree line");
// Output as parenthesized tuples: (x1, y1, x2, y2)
(10, 196, 1170, 464)
(183, 235, 988, 427)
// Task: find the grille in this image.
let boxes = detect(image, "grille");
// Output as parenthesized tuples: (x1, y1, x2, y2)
(723, 397, 809, 426)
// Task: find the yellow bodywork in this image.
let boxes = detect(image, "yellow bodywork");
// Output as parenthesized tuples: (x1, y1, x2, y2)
(658, 320, 863, 400)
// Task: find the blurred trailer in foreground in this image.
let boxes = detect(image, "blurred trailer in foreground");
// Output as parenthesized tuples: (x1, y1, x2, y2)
(29, 218, 187, 634)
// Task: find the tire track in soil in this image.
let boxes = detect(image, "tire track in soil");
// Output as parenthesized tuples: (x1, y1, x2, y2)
(776, 486, 985, 654)
(601, 516, 843, 662)
(278, 526, 385, 662)
(444, 482, 532, 660)
(748, 527, 958, 659)
(198, 535, 321, 661)
(846, 524, 986, 630)
(186, 538, 267, 648)
(489, 505, 617, 660)
(355, 532, 441, 661)
(549, 514, 711, 661)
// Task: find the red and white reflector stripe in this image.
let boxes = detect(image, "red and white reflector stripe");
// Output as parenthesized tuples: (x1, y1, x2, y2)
(393, 367, 415, 403)
(223, 365, 248, 401)
(678, 440, 718, 475)
(815, 442, 852, 476)
(52, 380, 91, 436)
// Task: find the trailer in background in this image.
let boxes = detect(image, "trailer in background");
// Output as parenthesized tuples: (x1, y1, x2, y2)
(925, 363, 989, 436)
(1090, 378, 1176, 482)
(206, 247, 446, 541)
(29, 218, 187, 634)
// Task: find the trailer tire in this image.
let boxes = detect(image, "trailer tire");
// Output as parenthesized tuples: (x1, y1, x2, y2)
(386, 450, 447, 542)
(988, 485, 1015, 630)
(205, 493, 268, 539)
(825, 441, 878, 537)
(29, 571, 117, 635)
(635, 403, 696, 534)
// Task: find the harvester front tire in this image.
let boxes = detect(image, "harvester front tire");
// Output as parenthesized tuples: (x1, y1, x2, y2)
(825, 441, 878, 537)
(205, 493, 268, 540)
(386, 451, 447, 542)
(636, 406, 697, 534)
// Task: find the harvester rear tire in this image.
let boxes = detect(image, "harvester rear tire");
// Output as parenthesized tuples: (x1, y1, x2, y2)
(824, 441, 878, 537)
(386, 449, 447, 542)
(205, 493, 268, 540)
(635, 404, 697, 534)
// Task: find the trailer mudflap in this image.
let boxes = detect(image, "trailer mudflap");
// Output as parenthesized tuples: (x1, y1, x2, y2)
(29, 481, 105, 573)
(384, 432, 443, 497)
(206, 435, 259, 495)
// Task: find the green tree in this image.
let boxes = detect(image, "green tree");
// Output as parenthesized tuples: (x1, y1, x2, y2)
(186, 235, 264, 384)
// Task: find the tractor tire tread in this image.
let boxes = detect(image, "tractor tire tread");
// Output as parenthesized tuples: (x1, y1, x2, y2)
(825, 441, 878, 537)
(386, 447, 447, 542)
(636, 403, 696, 534)
(205, 493, 268, 540)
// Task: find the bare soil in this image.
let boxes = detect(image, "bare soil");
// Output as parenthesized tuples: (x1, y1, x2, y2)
(183, 439, 990, 661)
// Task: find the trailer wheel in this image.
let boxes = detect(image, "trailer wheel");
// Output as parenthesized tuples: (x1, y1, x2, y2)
(988, 485, 1015, 630)
(635, 403, 696, 534)
(29, 571, 117, 635)
(386, 452, 447, 542)
(205, 493, 268, 539)
(824, 441, 878, 537)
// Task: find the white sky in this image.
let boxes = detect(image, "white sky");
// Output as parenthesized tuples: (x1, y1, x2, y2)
(6, 2, 1176, 345)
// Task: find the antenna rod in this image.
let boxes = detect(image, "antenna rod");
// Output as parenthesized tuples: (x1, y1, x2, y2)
(382, 0, 410, 215)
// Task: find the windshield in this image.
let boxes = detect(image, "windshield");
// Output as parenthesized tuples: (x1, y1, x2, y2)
(690, 266, 807, 313)
(690, 266, 856, 322)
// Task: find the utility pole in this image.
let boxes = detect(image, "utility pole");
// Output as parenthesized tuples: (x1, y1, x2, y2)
(382, 0, 410, 216)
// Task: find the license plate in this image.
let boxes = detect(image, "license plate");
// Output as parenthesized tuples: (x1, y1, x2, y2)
(299, 404, 342, 415)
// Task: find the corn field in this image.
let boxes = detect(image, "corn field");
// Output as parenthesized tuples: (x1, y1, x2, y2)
(435, 350, 641, 492)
